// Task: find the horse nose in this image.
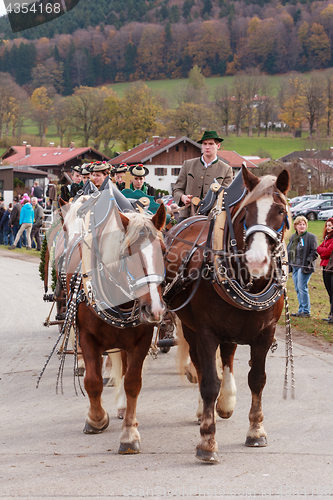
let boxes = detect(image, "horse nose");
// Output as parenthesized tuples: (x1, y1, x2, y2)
(245, 249, 268, 265)
(141, 302, 166, 324)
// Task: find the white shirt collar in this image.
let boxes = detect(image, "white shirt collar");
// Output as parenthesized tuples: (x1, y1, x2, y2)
(201, 155, 217, 168)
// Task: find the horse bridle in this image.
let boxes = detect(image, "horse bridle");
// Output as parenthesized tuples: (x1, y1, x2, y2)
(121, 229, 165, 297)
(243, 216, 290, 248)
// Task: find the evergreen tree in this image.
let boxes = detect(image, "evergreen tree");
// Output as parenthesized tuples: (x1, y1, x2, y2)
(124, 42, 137, 79)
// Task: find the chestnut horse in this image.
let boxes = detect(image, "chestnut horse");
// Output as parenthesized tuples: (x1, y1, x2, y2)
(165, 166, 290, 462)
(61, 200, 166, 453)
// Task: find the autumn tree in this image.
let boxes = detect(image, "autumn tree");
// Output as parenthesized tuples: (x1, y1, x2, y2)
(0, 73, 25, 140)
(31, 60, 64, 94)
(303, 75, 325, 138)
(231, 74, 246, 137)
(97, 91, 122, 152)
(278, 75, 306, 138)
(308, 24, 331, 69)
(118, 82, 164, 150)
(67, 86, 111, 147)
(167, 102, 214, 140)
(186, 20, 231, 76)
(214, 84, 231, 136)
(30, 87, 52, 146)
(255, 78, 272, 137)
(241, 71, 261, 137)
(177, 65, 209, 105)
(324, 70, 333, 138)
(52, 96, 72, 147)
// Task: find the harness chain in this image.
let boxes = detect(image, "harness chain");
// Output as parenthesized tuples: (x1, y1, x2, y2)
(283, 289, 295, 399)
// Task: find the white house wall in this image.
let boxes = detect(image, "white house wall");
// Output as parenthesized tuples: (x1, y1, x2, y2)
(146, 165, 181, 194)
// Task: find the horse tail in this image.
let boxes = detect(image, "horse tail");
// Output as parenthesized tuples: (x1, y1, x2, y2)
(104, 350, 123, 389)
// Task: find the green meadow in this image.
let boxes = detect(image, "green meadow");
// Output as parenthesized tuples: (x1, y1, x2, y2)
(3, 73, 331, 160)
(282, 220, 333, 344)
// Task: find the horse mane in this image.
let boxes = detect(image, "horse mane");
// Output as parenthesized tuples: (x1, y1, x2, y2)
(100, 211, 164, 267)
(63, 196, 90, 240)
(239, 175, 288, 211)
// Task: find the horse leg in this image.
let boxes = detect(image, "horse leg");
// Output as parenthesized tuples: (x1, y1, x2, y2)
(118, 346, 147, 454)
(197, 347, 222, 423)
(183, 324, 220, 463)
(116, 351, 127, 420)
(216, 342, 237, 419)
(245, 334, 272, 447)
(81, 338, 109, 434)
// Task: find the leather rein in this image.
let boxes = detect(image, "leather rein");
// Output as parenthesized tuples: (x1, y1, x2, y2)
(163, 190, 289, 312)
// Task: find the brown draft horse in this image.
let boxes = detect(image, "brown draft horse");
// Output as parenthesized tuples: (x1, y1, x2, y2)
(60, 200, 166, 453)
(165, 165, 290, 463)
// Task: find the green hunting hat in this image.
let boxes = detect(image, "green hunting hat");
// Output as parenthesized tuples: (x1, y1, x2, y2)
(198, 130, 224, 144)
(90, 161, 111, 172)
(129, 164, 149, 177)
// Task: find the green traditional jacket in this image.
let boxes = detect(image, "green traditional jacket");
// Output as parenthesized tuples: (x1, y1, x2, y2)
(172, 156, 233, 218)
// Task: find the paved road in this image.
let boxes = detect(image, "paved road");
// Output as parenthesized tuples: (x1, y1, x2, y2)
(1, 251, 333, 499)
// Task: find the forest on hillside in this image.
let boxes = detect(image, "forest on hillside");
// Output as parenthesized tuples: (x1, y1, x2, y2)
(0, 0, 333, 93)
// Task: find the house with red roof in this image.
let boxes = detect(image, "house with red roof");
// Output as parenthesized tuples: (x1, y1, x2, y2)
(1, 144, 110, 177)
(114, 136, 256, 193)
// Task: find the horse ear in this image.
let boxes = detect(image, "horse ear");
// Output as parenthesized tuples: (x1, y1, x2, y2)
(118, 210, 129, 230)
(152, 203, 166, 231)
(276, 169, 290, 195)
(242, 162, 260, 192)
(58, 197, 67, 208)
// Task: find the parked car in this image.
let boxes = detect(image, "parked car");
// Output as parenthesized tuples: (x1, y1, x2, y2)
(294, 199, 333, 220)
(291, 199, 321, 217)
(318, 208, 333, 221)
(289, 195, 318, 208)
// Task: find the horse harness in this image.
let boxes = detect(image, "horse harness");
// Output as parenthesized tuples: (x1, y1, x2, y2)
(63, 179, 165, 329)
(163, 186, 289, 312)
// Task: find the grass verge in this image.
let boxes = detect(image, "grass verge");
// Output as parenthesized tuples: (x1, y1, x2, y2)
(281, 220, 333, 344)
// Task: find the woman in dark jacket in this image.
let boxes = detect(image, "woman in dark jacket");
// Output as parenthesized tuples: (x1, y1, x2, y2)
(317, 218, 333, 323)
(287, 215, 318, 318)
(0, 204, 14, 246)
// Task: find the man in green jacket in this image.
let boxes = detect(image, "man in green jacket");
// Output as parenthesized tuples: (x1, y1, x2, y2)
(172, 130, 233, 220)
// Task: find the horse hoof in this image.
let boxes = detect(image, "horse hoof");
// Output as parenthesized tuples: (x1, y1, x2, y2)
(83, 414, 109, 434)
(185, 368, 198, 384)
(160, 346, 171, 353)
(196, 448, 220, 463)
(75, 367, 85, 377)
(117, 408, 126, 419)
(118, 441, 141, 454)
(216, 407, 234, 419)
(245, 436, 267, 447)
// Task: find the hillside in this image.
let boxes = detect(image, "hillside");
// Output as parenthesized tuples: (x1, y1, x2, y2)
(0, 0, 332, 101)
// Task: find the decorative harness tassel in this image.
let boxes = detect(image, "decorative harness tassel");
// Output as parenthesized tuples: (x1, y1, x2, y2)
(283, 289, 295, 399)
